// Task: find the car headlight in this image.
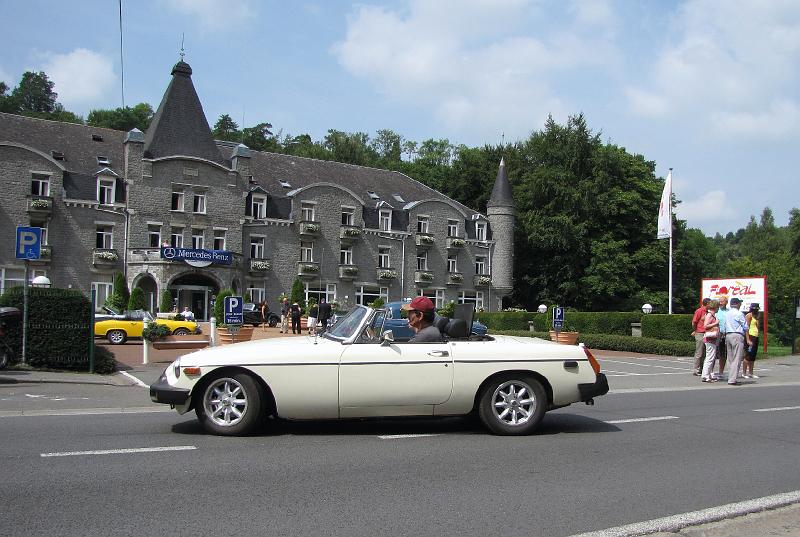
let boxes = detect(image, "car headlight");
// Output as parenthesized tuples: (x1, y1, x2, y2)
(173, 358, 181, 379)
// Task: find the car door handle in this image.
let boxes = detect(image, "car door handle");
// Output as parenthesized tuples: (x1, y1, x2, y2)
(428, 350, 449, 357)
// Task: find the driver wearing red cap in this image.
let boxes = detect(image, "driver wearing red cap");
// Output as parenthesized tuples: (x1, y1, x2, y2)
(401, 296, 443, 343)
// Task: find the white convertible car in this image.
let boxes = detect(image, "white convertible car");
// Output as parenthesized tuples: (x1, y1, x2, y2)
(150, 304, 609, 436)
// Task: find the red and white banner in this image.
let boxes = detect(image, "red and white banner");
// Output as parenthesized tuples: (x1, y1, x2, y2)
(702, 276, 767, 350)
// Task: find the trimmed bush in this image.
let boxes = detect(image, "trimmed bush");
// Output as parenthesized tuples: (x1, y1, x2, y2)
(492, 330, 695, 356)
(475, 311, 539, 330)
(290, 278, 305, 309)
(93, 344, 117, 374)
(477, 310, 642, 335)
(128, 287, 146, 311)
(106, 273, 130, 311)
(641, 314, 694, 342)
(214, 289, 234, 322)
(159, 289, 173, 313)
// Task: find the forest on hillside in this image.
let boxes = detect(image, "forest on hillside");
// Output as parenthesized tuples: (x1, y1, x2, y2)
(3, 71, 798, 342)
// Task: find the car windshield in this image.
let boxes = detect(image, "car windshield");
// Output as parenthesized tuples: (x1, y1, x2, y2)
(142, 310, 155, 322)
(325, 306, 368, 340)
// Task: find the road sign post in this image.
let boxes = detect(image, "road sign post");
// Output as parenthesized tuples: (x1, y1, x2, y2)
(16, 227, 42, 365)
(552, 306, 565, 338)
(224, 296, 244, 344)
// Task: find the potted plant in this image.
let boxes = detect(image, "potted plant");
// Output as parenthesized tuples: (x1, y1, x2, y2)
(548, 330, 579, 345)
(216, 324, 255, 344)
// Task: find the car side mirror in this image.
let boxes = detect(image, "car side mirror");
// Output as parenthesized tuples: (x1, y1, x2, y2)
(380, 330, 394, 346)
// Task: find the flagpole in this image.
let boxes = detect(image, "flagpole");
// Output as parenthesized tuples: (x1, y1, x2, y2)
(668, 167, 673, 314)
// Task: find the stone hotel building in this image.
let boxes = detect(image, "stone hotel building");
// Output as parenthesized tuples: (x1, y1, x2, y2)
(0, 61, 515, 320)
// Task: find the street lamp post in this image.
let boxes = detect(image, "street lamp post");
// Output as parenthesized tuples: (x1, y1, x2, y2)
(642, 303, 653, 314)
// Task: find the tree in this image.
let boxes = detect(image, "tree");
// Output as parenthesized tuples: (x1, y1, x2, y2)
(242, 121, 278, 152)
(0, 80, 16, 113)
(212, 114, 240, 141)
(128, 287, 147, 311)
(12, 71, 57, 115)
(87, 103, 153, 131)
(323, 129, 376, 165)
(159, 289, 174, 313)
(106, 273, 130, 311)
(371, 129, 403, 164)
(290, 278, 305, 309)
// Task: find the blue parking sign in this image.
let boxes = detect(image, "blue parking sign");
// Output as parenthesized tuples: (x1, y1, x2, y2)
(552, 306, 565, 330)
(224, 296, 244, 325)
(16, 226, 42, 260)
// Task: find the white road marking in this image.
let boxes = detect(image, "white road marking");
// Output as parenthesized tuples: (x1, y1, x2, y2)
(605, 371, 687, 377)
(119, 371, 148, 388)
(41, 445, 197, 458)
(0, 407, 173, 417)
(753, 405, 800, 412)
(568, 489, 800, 537)
(378, 434, 439, 440)
(601, 359, 688, 371)
(604, 416, 679, 424)
(25, 394, 46, 398)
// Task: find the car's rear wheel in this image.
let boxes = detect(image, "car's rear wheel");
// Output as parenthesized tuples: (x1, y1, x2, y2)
(478, 375, 546, 435)
(106, 329, 127, 345)
(268, 316, 278, 327)
(172, 328, 190, 336)
(196, 373, 264, 435)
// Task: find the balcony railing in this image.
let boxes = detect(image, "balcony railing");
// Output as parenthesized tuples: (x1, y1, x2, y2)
(27, 196, 53, 214)
(376, 268, 397, 281)
(29, 245, 52, 264)
(414, 269, 434, 284)
(250, 258, 271, 272)
(339, 225, 362, 242)
(93, 248, 119, 265)
(298, 220, 321, 237)
(446, 236, 466, 250)
(415, 233, 435, 248)
(474, 274, 492, 287)
(297, 261, 320, 278)
(338, 264, 359, 280)
(446, 272, 464, 286)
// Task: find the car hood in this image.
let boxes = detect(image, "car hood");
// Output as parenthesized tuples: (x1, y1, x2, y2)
(177, 335, 341, 366)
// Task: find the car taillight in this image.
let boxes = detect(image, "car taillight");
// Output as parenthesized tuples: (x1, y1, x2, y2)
(583, 346, 602, 375)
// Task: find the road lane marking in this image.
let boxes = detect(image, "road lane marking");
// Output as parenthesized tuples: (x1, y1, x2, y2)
(378, 434, 440, 440)
(568, 489, 800, 537)
(0, 407, 173, 418)
(601, 360, 688, 371)
(605, 371, 687, 377)
(41, 446, 197, 458)
(604, 416, 679, 424)
(119, 371, 149, 388)
(753, 405, 800, 412)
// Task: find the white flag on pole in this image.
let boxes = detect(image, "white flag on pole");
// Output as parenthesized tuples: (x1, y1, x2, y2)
(657, 169, 672, 239)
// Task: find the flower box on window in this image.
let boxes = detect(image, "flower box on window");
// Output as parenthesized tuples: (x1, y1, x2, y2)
(338, 265, 359, 280)
(415, 233, 435, 248)
(474, 275, 492, 286)
(446, 237, 466, 249)
(297, 261, 320, 278)
(299, 221, 321, 236)
(250, 259, 271, 271)
(27, 196, 53, 214)
(377, 269, 397, 281)
(414, 270, 434, 283)
(447, 272, 463, 286)
(93, 248, 119, 265)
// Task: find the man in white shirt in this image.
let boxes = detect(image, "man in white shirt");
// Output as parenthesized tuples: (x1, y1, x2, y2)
(724, 298, 747, 385)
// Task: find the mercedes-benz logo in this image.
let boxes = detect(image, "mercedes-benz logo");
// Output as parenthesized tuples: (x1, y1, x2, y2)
(163, 247, 176, 259)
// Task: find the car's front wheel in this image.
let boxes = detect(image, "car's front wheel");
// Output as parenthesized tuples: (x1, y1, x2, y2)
(195, 373, 264, 435)
(172, 328, 190, 336)
(268, 316, 278, 327)
(106, 329, 127, 345)
(478, 375, 547, 435)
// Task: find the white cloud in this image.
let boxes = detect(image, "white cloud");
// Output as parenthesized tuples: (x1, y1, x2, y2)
(675, 189, 739, 227)
(332, 0, 619, 143)
(0, 65, 13, 87)
(163, 0, 254, 32)
(42, 49, 116, 109)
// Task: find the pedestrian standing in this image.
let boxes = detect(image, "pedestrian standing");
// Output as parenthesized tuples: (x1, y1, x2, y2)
(318, 297, 332, 332)
(691, 298, 710, 376)
(307, 301, 318, 335)
(743, 303, 760, 379)
(280, 298, 290, 334)
(724, 298, 747, 386)
(260, 301, 269, 332)
(701, 300, 720, 382)
(290, 302, 302, 334)
(715, 296, 729, 380)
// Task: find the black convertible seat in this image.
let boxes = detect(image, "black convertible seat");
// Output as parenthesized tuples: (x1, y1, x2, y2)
(434, 315, 449, 333)
(445, 318, 469, 339)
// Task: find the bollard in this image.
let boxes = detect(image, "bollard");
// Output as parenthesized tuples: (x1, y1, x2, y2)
(142, 317, 150, 365)
(210, 317, 217, 347)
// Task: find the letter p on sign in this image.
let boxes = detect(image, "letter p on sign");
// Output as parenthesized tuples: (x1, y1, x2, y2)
(16, 226, 42, 260)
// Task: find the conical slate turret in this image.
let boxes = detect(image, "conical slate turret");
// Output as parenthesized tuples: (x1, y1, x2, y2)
(486, 158, 515, 304)
(143, 61, 224, 165)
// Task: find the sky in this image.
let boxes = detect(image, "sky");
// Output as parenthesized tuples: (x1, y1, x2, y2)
(1, 0, 798, 236)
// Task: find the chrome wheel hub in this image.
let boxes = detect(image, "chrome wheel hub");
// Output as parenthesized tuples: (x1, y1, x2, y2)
(492, 380, 536, 426)
(204, 378, 247, 427)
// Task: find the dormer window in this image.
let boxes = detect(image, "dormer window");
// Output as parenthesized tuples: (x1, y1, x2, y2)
(97, 178, 115, 205)
(379, 209, 392, 231)
(368, 191, 380, 200)
(251, 195, 266, 219)
(92, 134, 103, 142)
(301, 202, 315, 221)
(447, 219, 459, 237)
(97, 156, 111, 166)
(417, 215, 429, 233)
(392, 194, 405, 203)
(475, 221, 487, 241)
(51, 150, 64, 161)
(279, 180, 291, 188)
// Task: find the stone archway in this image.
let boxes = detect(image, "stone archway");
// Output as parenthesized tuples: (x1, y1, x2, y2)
(168, 272, 221, 321)
(133, 273, 158, 313)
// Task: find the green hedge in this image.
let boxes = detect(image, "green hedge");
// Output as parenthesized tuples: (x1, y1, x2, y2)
(641, 314, 694, 342)
(477, 310, 642, 335)
(475, 311, 539, 330)
(0, 287, 116, 373)
(492, 330, 695, 356)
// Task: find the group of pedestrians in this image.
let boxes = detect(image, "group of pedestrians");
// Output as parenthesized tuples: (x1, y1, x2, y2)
(273, 297, 332, 335)
(692, 296, 761, 385)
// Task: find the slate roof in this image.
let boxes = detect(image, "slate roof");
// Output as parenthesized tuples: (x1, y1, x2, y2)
(143, 61, 225, 165)
(487, 157, 514, 208)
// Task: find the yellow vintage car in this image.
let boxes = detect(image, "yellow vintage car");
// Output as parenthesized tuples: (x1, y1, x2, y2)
(94, 309, 200, 344)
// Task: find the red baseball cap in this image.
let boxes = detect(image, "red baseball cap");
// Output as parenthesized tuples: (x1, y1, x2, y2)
(401, 296, 435, 313)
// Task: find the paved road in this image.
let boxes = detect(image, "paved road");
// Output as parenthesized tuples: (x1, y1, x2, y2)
(1, 352, 799, 536)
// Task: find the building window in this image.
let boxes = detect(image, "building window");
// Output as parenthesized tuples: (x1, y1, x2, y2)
(170, 227, 184, 248)
(379, 209, 392, 231)
(247, 286, 265, 304)
(475, 221, 486, 241)
(417, 215, 429, 233)
(193, 193, 206, 214)
(0, 268, 25, 295)
(29, 219, 48, 245)
(91, 275, 115, 308)
(340, 247, 353, 265)
(250, 237, 265, 259)
(213, 230, 226, 250)
(32, 176, 50, 196)
(97, 178, 115, 205)
(301, 202, 315, 221)
(300, 241, 314, 262)
(447, 220, 459, 237)
(475, 255, 487, 275)
(341, 207, 354, 226)
(448, 255, 458, 273)
(417, 251, 428, 271)
(378, 247, 391, 268)
(96, 225, 113, 249)
(252, 195, 266, 219)
(356, 285, 389, 306)
(148, 225, 161, 248)
(305, 283, 336, 306)
(171, 190, 184, 211)
(418, 288, 445, 308)
(459, 291, 484, 310)
(192, 230, 204, 249)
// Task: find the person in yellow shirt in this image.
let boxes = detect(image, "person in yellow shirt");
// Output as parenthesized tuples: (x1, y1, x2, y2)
(743, 303, 760, 379)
